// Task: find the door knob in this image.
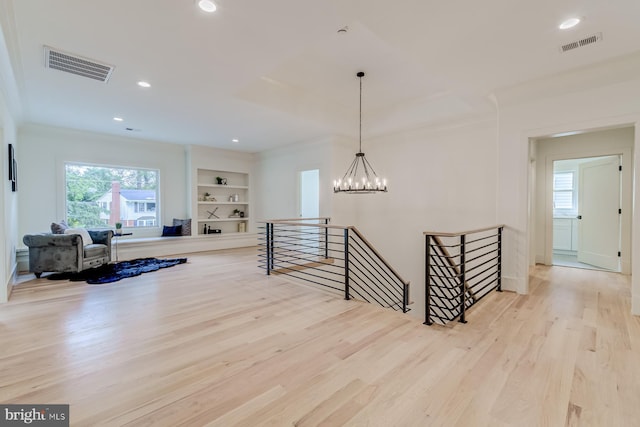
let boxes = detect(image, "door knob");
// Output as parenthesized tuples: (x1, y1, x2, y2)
(577, 215, 582, 219)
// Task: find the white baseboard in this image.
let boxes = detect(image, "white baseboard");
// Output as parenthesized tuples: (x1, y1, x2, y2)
(500, 276, 526, 294)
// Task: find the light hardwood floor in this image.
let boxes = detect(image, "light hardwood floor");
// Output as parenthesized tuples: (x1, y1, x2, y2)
(1, 247, 638, 426)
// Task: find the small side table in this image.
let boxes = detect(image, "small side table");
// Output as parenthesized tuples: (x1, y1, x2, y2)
(113, 232, 132, 263)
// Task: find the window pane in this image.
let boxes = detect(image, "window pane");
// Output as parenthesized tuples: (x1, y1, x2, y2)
(553, 191, 573, 209)
(553, 172, 573, 191)
(66, 164, 159, 229)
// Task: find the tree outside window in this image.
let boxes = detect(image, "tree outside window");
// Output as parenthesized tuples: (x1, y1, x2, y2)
(65, 163, 159, 228)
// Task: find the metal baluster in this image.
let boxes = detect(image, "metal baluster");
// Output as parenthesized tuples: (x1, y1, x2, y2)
(424, 235, 432, 325)
(344, 228, 350, 300)
(266, 222, 271, 275)
(459, 234, 467, 323)
(497, 227, 503, 292)
(269, 223, 275, 271)
(324, 218, 329, 259)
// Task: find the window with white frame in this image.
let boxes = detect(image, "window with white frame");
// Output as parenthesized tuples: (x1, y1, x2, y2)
(553, 171, 575, 211)
(65, 163, 159, 229)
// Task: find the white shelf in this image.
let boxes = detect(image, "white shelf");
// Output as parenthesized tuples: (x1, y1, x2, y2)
(197, 217, 248, 223)
(197, 183, 248, 189)
(195, 168, 250, 238)
(198, 201, 249, 205)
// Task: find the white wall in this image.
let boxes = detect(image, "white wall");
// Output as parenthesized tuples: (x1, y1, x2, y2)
(0, 1, 21, 302)
(495, 52, 640, 314)
(534, 128, 633, 270)
(351, 118, 499, 319)
(18, 124, 188, 240)
(0, 96, 18, 303)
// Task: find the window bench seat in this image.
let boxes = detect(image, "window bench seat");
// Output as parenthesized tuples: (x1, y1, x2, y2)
(113, 233, 257, 259)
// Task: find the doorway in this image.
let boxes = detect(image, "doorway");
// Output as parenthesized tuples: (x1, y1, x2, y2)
(552, 156, 621, 271)
(299, 169, 319, 218)
(532, 126, 633, 275)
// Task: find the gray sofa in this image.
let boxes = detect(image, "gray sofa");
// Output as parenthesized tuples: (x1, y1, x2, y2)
(23, 230, 113, 277)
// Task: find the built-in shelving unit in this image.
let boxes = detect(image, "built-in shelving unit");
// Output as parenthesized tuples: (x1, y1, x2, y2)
(196, 169, 249, 236)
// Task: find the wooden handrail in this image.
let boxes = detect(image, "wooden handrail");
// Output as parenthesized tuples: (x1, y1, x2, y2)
(423, 224, 505, 237)
(263, 217, 331, 223)
(264, 221, 348, 230)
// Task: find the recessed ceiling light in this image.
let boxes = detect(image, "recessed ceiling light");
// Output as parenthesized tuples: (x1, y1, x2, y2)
(559, 18, 581, 30)
(198, 0, 217, 12)
(232, 139, 239, 143)
(113, 117, 124, 122)
(137, 81, 151, 88)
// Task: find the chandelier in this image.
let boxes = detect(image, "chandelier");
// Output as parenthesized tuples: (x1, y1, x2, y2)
(333, 72, 387, 194)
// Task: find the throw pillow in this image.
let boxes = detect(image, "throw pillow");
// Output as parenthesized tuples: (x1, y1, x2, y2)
(162, 225, 182, 237)
(172, 218, 192, 236)
(64, 228, 94, 247)
(51, 220, 69, 234)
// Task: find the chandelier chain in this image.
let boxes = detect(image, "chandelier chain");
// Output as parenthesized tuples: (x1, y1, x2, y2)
(359, 74, 362, 153)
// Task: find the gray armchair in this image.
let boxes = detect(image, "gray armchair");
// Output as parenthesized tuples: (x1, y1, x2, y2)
(23, 230, 113, 278)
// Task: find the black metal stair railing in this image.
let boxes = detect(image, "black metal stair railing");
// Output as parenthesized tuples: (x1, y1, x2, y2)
(424, 225, 504, 325)
(258, 218, 410, 313)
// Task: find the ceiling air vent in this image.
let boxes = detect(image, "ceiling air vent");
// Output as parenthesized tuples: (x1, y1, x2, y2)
(559, 33, 603, 53)
(44, 46, 114, 82)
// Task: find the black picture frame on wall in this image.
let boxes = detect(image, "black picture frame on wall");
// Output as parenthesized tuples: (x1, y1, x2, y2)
(8, 143, 13, 180)
(8, 143, 17, 192)
(12, 158, 17, 192)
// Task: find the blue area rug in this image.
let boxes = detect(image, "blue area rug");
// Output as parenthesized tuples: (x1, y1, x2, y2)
(47, 257, 187, 284)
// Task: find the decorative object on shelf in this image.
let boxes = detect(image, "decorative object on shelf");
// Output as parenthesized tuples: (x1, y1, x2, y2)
(333, 71, 388, 194)
(216, 176, 227, 185)
(229, 209, 241, 218)
(229, 193, 239, 202)
(114, 222, 123, 236)
(203, 192, 216, 202)
(239, 211, 245, 218)
(238, 223, 246, 233)
(207, 207, 219, 219)
(204, 224, 221, 234)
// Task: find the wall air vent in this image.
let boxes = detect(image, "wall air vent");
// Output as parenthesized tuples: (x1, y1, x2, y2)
(44, 46, 114, 82)
(559, 33, 603, 53)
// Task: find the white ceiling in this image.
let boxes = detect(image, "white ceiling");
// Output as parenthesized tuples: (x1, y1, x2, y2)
(2, 0, 640, 152)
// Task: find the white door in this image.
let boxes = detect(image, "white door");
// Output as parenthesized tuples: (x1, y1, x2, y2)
(577, 156, 621, 271)
(299, 169, 320, 255)
(299, 169, 319, 218)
